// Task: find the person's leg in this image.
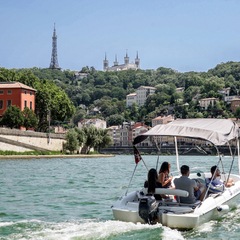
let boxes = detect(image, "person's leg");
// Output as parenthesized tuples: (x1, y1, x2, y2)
(198, 186, 205, 201)
(227, 178, 235, 187)
(194, 186, 205, 201)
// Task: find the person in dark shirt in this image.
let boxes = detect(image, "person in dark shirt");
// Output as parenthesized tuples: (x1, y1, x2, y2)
(144, 168, 162, 200)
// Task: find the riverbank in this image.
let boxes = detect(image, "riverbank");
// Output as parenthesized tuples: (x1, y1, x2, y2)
(0, 154, 115, 159)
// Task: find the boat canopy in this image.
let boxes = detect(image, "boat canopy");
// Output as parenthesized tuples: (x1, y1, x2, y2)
(133, 118, 239, 146)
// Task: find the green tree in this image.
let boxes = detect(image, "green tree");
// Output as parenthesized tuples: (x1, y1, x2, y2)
(235, 106, 240, 119)
(1, 105, 24, 129)
(94, 128, 113, 151)
(22, 107, 38, 130)
(73, 108, 86, 126)
(107, 114, 125, 126)
(35, 79, 76, 131)
(130, 102, 139, 120)
(64, 129, 79, 153)
(74, 127, 85, 146)
(82, 125, 100, 153)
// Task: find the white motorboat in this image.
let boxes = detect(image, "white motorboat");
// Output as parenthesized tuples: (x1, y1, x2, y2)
(112, 119, 240, 229)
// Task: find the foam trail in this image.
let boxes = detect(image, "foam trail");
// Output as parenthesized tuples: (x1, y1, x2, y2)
(0, 220, 167, 240)
(162, 226, 184, 240)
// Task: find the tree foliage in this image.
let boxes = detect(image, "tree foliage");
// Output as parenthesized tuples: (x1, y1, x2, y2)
(0, 68, 76, 132)
(22, 107, 38, 130)
(2, 60, 240, 129)
(1, 106, 24, 129)
(64, 129, 79, 153)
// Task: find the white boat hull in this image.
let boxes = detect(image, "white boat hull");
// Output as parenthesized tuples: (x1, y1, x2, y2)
(112, 174, 240, 229)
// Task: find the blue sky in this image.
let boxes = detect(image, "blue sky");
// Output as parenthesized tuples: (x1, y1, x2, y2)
(1, 0, 240, 72)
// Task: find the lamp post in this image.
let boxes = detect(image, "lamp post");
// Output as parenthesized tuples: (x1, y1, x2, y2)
(47, 109, 51, 144)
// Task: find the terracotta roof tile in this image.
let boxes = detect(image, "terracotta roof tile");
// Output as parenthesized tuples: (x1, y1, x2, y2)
(0, 82, 36, 91)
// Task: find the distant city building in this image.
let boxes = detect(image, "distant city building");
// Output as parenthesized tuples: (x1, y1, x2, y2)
(103, 51, 140, 72)
(126, 93, 137, 107)
(88, 107, 101, 115)
(151, 115, 175, 145)
(0, 82, 36, 117)
(199, 97, 219, 110)
(192, 94, 201, 101)
(54, 125, 68, 134)
(229, 98, 240, 113)
(74, 72, 88, 81)
(218, 87, 239, 103)
(224, 95, 239, 103)
(113, 121, 151, 147)
(152, 115, 174, 127)
(136, 86, 156, 106)
(126, 86, 156, 107)
(78, 118, 106, 129)
(49, 23, 61, 70)
(218, 87, 230, 97)
(176, 87, 184, 93)
(107, 125, 120, 146)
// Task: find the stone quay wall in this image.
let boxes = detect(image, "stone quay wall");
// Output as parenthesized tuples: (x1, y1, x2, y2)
(0, 128, 65, 152)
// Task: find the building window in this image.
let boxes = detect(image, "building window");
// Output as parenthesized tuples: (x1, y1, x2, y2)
(0, 100, 3, 109)
(24, 100, 27, 108)
(30, 101, 32, 110)
(0, 90, 3, 95)
(7, 90, 12, 94)
(24, 90, 27, 95)
(30, 92, 32, 96)
(7, 100, 11, 107)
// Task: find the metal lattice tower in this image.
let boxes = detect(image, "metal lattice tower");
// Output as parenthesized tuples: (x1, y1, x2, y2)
(49, 23, 60, 69)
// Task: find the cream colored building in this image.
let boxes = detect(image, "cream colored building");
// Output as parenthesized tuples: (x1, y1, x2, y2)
(152, 115, 174, 127)
(151, 115, 174, 145)
(78, 118, 106, 129)
(126, 93, 137, 107)
(136, 86, 156, 106)
(199, 97, 219, 110)
(126, 85, 156, 107)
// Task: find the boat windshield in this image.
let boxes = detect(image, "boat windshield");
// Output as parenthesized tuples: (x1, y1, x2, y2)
(189, 168, 206, 183)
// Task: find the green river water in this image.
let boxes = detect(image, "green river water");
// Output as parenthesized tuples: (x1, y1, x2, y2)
(0, 155, 240, 239)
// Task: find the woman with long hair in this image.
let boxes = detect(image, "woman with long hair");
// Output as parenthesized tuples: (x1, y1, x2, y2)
(147, 168, 159, 194)
(158, 162, 173, 188)
(144, 168, 162, 200)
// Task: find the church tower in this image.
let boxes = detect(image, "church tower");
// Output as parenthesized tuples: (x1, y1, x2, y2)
(135, 51, 140, 69)
(49, 23, 60, 69)
(114, 54, 118, 66)
(124, 49, 129, 65)
(103, 52, 108, 71)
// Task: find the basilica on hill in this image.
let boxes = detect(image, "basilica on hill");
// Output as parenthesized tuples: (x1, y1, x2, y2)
(103, 51, 140, 71)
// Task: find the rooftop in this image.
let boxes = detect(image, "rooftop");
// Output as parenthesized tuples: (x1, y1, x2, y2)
(0, 82, 36, 91)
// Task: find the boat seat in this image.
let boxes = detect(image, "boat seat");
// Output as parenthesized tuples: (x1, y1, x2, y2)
(141, 188, 189, 197)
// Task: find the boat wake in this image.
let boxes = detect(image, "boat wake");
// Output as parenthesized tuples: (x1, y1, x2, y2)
(0, 219, 184, 240)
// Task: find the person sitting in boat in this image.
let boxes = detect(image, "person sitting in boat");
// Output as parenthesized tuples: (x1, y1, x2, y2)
(174, 165, 205, 203)
(144, 168, 162, 200)
(158, 162, 174, 189)
(206, 166, 234, 192)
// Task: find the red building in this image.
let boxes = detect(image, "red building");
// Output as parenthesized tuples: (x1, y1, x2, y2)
(0, 82, 36, 116)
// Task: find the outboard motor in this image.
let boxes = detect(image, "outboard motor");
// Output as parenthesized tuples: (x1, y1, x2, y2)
(138, 196, 158, 224)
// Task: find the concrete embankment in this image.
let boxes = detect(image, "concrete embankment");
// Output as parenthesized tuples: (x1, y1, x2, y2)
(0, 128, 65, 152)
(0, 154, 115, 160)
